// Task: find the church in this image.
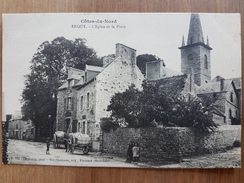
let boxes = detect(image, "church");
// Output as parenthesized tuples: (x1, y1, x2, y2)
(146, 14, 241, 125)
(180, 14, 241, 125)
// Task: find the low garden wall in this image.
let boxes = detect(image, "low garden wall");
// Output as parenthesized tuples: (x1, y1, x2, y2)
(102, 125, 241, 161)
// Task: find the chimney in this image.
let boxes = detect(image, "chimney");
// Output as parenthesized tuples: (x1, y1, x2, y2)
(216, 75, 220, 81)
(220, 79, 224, 91)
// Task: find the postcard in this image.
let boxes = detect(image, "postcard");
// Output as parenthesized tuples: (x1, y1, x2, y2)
(2, 13, 241, 168)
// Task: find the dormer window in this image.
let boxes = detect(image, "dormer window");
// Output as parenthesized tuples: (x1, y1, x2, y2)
(68, 80, 74, 89)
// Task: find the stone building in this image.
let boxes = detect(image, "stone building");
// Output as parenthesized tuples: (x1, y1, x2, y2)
(179, 13, 241, 124)
(198, 76, 241, 125)
(146, 59, 197, 99)
(56, 14, 241, 152)
(146, 13, 241, 125)
(56, 43, 144, 150)
(179, 14, 212, 87)
(8, 118, 35, 140)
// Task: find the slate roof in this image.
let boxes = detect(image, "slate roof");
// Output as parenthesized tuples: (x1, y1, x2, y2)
(161, 67, 182, 79)
(227, 77, 241, 90)
(150, 74, 188, 97)
(58, 81, 68, 90)
(198, 80, 233, 94)
(86, 65, 104, 72)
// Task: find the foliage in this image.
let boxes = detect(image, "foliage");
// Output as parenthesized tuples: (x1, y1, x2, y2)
(2, 121, 9, 164)
(107, 84, 157, 128)
(233, 140, 241, 148)
(21, 37, 101, 136)
(136, 54, 165, 75)
(100, 118, 120, 133)
(107, 80, 217, 131)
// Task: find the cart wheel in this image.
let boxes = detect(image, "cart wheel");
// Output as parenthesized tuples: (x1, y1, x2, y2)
(53, 135, 57, 149)
(71, 145, 75, 154)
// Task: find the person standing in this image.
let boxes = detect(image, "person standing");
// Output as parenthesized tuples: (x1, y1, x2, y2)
(46, 137, 51, 155)
(125, 142, 134, 163)
(63, 132, 69, 152)
(132, 143, 140, 164)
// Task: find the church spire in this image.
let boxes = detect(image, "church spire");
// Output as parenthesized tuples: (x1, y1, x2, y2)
(187, 13, 205, 45)
(207, 36, 210, 46)
(182, 35, 185, 46)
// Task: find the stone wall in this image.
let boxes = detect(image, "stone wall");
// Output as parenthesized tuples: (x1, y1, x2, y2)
(102, 125, 241, 161)
(95, 43, 144, 124)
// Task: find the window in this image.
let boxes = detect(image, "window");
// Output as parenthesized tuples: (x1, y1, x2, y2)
(230, 92, 233, 102)
(229, 109, 232, 119)
(204, 55, 208, 69)
(68, 80, 71, 89)
(68, 80, 74, 89)
(85, 72, 87, 82)
(67, 97, 72, 110)
(16, 124, 18, 129)
(80, 96, 83, 110)
(83, 121, 86, 134)
(87, 93, 90, 108)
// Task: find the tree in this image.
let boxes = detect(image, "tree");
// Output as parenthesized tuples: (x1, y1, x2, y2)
(136, 54, 165, 75)
(21, 37, 101, 137)
(106, 81, 217, 131)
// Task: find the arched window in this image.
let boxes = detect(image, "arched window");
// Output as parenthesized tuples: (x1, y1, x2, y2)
(204, 55, 208, 69)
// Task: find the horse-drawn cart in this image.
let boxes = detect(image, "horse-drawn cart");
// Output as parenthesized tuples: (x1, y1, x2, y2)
(69, 132, 91, 155)
(53, 131, 66, 148)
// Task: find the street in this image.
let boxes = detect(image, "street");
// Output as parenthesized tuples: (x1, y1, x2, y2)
(7, 139, 139, 168)
(159, 147, 241, 168)
(7, 139, 241, 168)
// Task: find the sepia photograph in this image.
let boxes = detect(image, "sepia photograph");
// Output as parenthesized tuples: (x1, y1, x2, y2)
(2, 13, 241, 168)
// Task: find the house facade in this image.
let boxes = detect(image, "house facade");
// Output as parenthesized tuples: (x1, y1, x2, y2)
(8, 119, 35, 140)
(197, 77, 240, 125)
(56, 43, 144, 150)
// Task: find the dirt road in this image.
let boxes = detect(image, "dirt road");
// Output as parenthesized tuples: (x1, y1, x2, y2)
(159, 147, 241, 168)
(7, 139, 241, 168)
(7, 139, 138, 168)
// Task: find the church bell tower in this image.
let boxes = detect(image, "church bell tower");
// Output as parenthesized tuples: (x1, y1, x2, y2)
(179, 14, 212, 86)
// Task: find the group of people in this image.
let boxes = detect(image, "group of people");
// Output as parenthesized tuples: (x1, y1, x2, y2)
(126, 142, 140, 164)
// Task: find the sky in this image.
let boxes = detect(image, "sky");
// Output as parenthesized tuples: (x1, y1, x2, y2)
(2, 13, 241, 115)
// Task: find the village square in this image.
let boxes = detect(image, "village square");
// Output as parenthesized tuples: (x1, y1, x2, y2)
(2, 13, 241, 168)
